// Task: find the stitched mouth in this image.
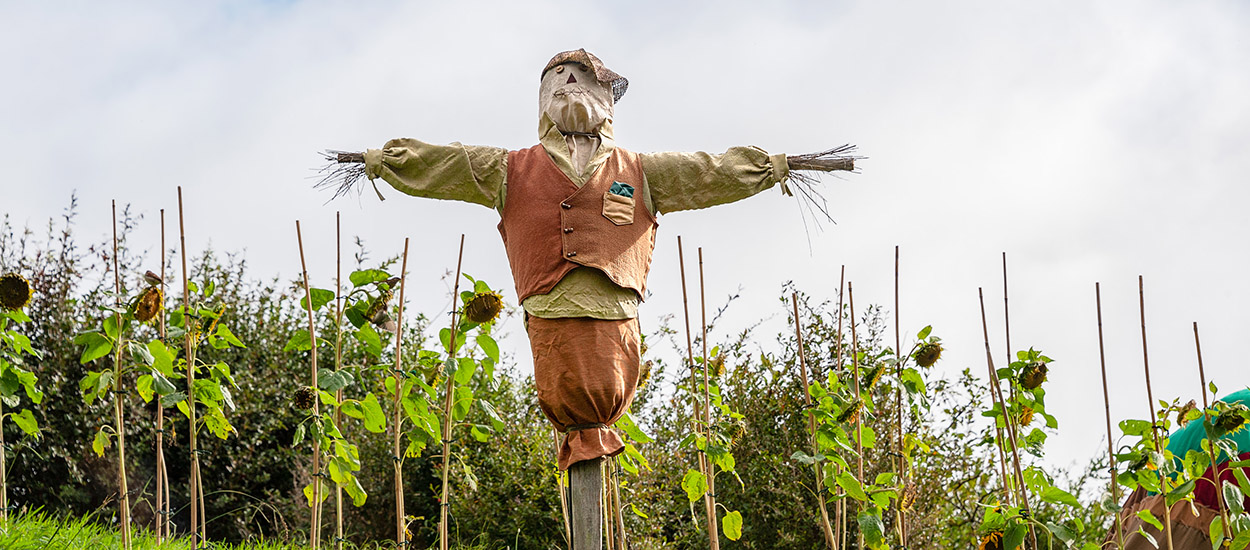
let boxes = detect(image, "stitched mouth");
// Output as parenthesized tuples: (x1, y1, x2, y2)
(553, 88, 590, 98)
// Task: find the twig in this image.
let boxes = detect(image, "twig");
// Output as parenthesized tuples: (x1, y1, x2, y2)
(438, 235, 466, 550)
(1095, 284, 1126, 550)
(295, 221, 323, 549)
(315, 151, 383, 202)
(697, 248, 721, 550)
(781, 145, 861, 233)
(1138, 276, 1175, 550)
(792, 293, 837, 549)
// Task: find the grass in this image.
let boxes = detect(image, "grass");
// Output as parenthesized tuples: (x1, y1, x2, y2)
(0, 510, 506, 550)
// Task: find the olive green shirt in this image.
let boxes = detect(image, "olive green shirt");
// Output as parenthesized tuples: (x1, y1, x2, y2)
(363, 114, 789, 320)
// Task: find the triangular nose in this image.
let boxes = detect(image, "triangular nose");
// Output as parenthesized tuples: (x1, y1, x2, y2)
(566, 74, 577, 84)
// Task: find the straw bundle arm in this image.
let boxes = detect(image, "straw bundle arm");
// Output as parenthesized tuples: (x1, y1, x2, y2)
(315, 150, 379, 201)
(781, 144, 863, 228)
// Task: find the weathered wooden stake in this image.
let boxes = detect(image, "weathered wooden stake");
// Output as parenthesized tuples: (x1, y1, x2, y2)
(792, 292, 837, 548)
(295, 220, 323, 549)
(1095, 283, 1126, 550)
(1137, 276, 1175, 550)
(570, 457, 604, 550)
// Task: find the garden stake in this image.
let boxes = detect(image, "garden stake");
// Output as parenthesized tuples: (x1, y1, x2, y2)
(295, 221, 323, 549)
(110, 200, 133, 550)
(178, 187, 206, 546)
(1192, 322, 1231, 535)
(391, 237, 410, 545)
(848, 281, 865, 550)
(1095, 284, 1126, 550)
(611, 462, 627, 550)
(978, 288, 1035, 549)
(678, 237, 715, 548)
(791, 292, 837, 549)
(555, 429, 571, 547)
(893, 246, 906, 545)
(835, 265, 846, 550)
(155, 208, 171, 541)
(603, 459, 613, 550)
(1002, 253, 1017, 416)
(333, 212, 345, 550)
(1137, 276, 1175, 550)
(698, 247, 721, 550)
(438, 235, 467, 550)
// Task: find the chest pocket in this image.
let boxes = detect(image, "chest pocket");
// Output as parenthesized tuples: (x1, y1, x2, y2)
(602, 191, 634, 225)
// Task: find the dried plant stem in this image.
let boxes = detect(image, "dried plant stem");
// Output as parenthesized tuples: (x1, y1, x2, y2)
(792, 293, 837, 549)
(834, 266, 846, 550)
(698, 248, 721, 550)
(677, 237, 716, 547)
(296, 221, 323, 549)
(978, 288, 1035, 549)
(177, 188, 205, 547)
(110, 201, 133, 550)
(1095, 284, 1126, 550)
(333, 213, 345, 550)
(893, 246, 907, 545)
(848, 282, 866, 550)
(1137, 276, 1174, 550)
(156, 209, 170, 541)
(1193, 322, 1232, 534)
(391, 238, 410, 545)
(438, 235, 467, 550)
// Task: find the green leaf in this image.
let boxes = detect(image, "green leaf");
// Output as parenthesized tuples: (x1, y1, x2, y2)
(470, 425, 491, 442)
(361, 392, 386, 433)
(630, 503, 648, 519)
(454, 357, 476, 385)
(1210, 516, 1224, 550)
(285, 330, 313, 352)
(1004, 522, 1027, 549)
(76, 332, 113, 364)
(681, 469, 707, 503)
(479, 400, 506, 431)
(303, 480, 331, 507)
(136, 375, 154, 403)
(722, 510, 743, 541)
(452, 386, 474, 422)
(354, 324, 382, 358)
(857, 508, 885, 547)
(1041, 486, 1081, 508)
(1165, 479, 1195, 507)
(916, 325, 932, 340)
(292, 423, 306, 446)
(148, 340, 175, 376)
(127, 341, 154, 366)
(300, 288, 336, 312)
(349, 269, 390, 287)
(614, 410, 654, 444)
(1045, 522, 1075, 544)
(476, 333, 499, 363)
(103, 315, 120, 340)
(92, 429, 111, 457)
(836, 471, 868, 502)
(1136, 509, 1163, 531)
(10, 409, 38, 437)
(215, 324, 245, 348)
(1224, 480, 1245, 516)
(1119, 419, 1153, 436)
(152, 371, 177, 396)
(343, 474, 367, 507)
(790, 451, 824, 465)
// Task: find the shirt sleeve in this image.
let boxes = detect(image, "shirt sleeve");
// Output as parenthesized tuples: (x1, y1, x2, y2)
(364, 138, 509, 210)
(639, 146, 789, 214)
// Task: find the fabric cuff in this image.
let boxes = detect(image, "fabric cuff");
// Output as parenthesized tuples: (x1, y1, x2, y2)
(770, 152, 792, 196)
(363, 148, 383, 180)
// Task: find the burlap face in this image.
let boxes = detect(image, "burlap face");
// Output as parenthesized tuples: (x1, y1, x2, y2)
(539, 62, 614, 135)
(526, 315, 639, 470)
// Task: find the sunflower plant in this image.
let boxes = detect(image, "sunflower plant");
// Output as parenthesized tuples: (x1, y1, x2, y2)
(0, 272, 42, 523)
(675, 346, 746, 541)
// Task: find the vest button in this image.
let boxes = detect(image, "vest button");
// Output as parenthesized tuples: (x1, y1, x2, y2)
(563, 228, 573, 233)
(561, 203, 571, 209)
(566, 251, 577, 258)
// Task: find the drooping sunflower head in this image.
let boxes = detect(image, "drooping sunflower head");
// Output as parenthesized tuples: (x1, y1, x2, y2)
(1175, 400, 1197, 427)
(711, 353, 726, 378)
(901, 482, 917, 510)
(837, 399, 863, 424)
(1018, 362, 1048, 390)
(1214, 405, 1248, 436)
(463, 290, 504, 324)
(133, 286, 164, 323)
(293, 386, 318, 411)
(862, 364, 885, 390)
(914, 342, 942, 368)
(978, 531, 1004, 550)
(0, 272, 33, 311)
(637, 359, 653, 390)
(1018, 406, 1035, 427)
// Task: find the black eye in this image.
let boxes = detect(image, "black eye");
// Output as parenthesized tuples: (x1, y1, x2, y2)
(578, 64, 589, 73)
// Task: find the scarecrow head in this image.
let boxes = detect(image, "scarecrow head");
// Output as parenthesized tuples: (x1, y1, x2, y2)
(539, 49, 628, 134)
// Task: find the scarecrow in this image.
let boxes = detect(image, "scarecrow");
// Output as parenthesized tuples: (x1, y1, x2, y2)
(319, 49, 854, 472)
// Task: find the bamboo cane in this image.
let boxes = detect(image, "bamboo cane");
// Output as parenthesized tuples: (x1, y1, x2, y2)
(555, 429, 571, 548)
(1095, 284, 1127, 550)
(997, 255, 1021, 513)
(847, 281, 866, 550)
(295, 221, 323, 549)
(110, 201, 133, 550)
(391, 238, 410, 546)
(697, 248, 722, 550)
(333, 213, 345, 550)
(893, 246, 907, 545)
(792, 292, 837, 549)
(1137, 276, 1174, 550)
(677, 237, 716, 547)
(834, 266, 846, 550)
(177, 187, 204, 547)
(156, 209, 170, 541)
(978, 288, 1035, 549)
(603, 459, 614, 550)
(1193, 322, 1230, 538)
(438, 235, 467, 550)
(611, 462, 627, 550)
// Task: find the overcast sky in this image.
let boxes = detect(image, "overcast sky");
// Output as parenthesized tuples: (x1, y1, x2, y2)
(3, 1, 1249, 474)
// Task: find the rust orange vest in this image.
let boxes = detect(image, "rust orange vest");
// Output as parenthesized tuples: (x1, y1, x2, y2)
(498, 144, 658, 303)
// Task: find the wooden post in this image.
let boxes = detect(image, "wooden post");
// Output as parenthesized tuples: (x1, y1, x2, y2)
(570, 458, 604, 550)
